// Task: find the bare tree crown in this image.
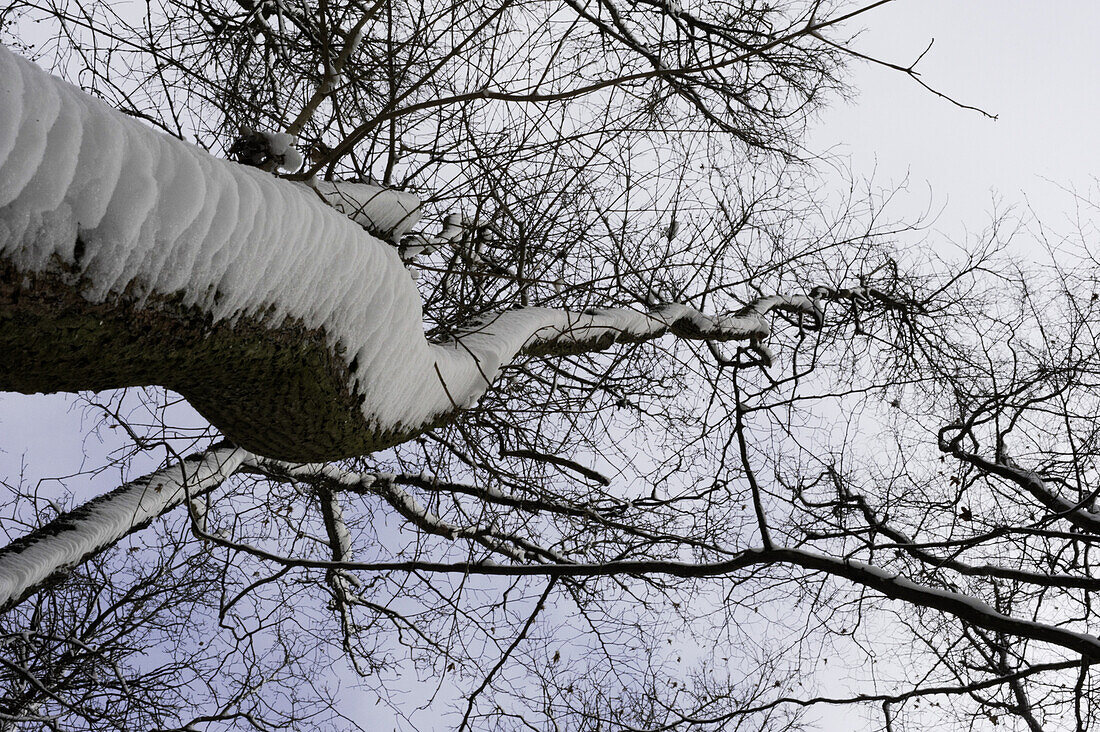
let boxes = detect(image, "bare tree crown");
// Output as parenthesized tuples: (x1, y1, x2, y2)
(2, 1, 1096, 731)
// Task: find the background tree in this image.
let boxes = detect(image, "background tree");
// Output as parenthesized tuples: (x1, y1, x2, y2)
(4, 0, 1100, 730)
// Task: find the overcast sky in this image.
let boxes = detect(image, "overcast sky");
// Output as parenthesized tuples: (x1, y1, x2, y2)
(804, 2, 1100, 726)
(812, 0, 1100, 245)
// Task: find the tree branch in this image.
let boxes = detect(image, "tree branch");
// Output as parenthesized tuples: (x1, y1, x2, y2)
(0, 45, 861, 461)
(0, 444, 248, 613)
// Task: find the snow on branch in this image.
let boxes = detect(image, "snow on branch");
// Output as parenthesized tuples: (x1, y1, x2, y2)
(0, 46, 865, 461)
(938, 425, 1100, 534)
(0, 445, 249, 613)
(309, 179, 421, 242)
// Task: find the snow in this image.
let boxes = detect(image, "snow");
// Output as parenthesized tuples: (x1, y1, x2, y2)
(261, 131, 304, 172)
(311, 179, 421, 240)
(281, 147, 303, 172)
(0, 46, 441, 440)
(321, 489, 354, 560)
(264, 131, 296, 156)
(0, 446, 248, 610)
(0, 46, 818, 456)
(786, 547, 1100, 657)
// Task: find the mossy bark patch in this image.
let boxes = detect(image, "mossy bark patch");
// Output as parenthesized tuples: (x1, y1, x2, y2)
(0, 259, 395, 461)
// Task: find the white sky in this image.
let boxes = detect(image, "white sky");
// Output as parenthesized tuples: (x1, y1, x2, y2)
(803, 2, 1100, 727)
(812, 0, 1100, 244)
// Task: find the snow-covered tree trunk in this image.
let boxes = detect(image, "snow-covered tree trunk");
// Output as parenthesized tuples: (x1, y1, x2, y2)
(0, 45, 821, 461)
(0, 44, 431, 461)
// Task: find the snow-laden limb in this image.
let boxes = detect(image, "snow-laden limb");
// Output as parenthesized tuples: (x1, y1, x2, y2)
(310, 179, 420, 241)
(428, 292, 823, 413)
(0, 44, 431, 460)
(0, 445, 248, 613)
(0, 46, 823, 461)
(938, 427, 1100, 534)
(317, 486, 355, 564)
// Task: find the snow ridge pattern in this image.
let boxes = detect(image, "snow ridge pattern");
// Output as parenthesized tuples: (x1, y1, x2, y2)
(0, 45, 447, 440)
